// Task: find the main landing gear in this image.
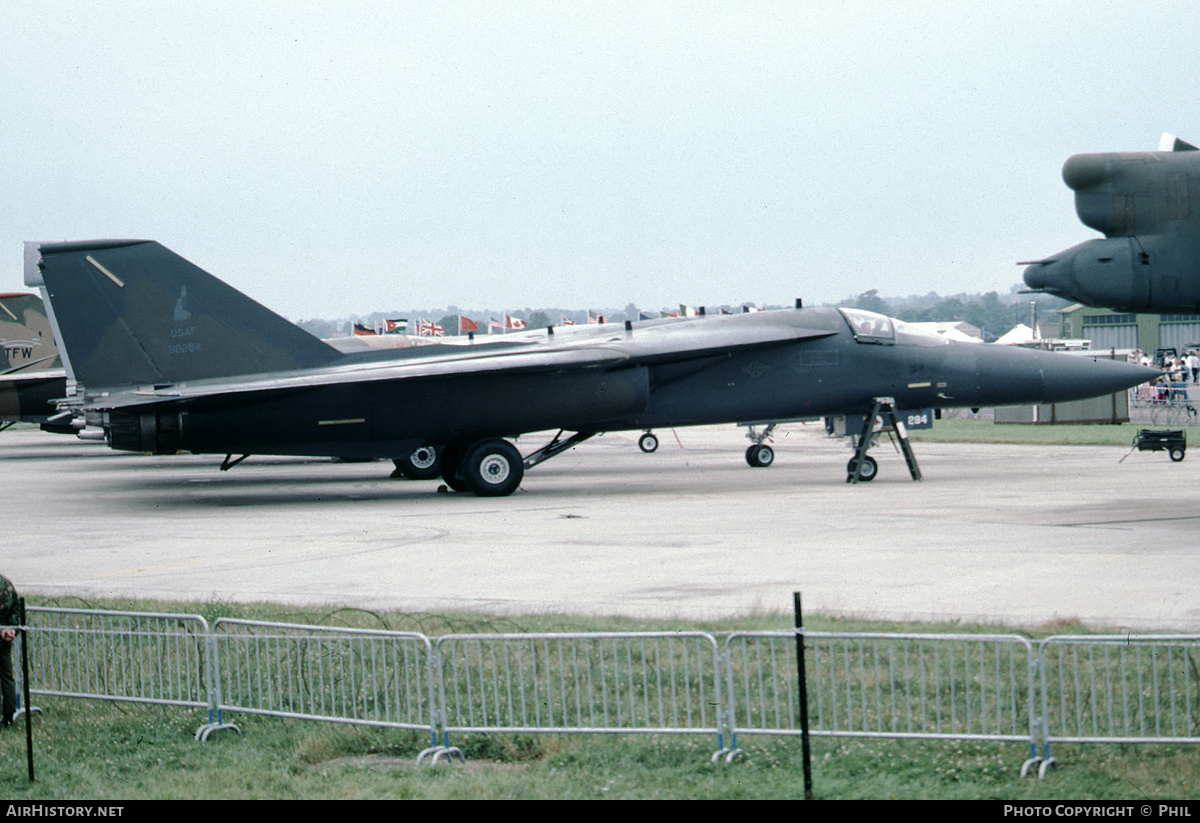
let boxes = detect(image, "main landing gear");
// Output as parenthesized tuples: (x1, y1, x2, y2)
(395, 431, 598, 497)
(431, 440, 524, 496)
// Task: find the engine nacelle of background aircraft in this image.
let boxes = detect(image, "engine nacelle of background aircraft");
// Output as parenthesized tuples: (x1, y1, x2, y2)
(1023, 139, 1200, 314)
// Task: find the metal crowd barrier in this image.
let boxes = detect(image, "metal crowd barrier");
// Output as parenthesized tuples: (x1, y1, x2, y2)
(433, 632, 728, 756)
(1036, 634, 1200, 749)
(23, 607, 211, 713)
(722, 632, 1037, 754)
(1130, 383, 1199, 425)
(210, 619, 438, 747)
(16, 608, 1200, 772)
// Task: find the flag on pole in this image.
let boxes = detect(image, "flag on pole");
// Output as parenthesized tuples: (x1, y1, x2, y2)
(417, 318, 445, 337)
(489, 317, 506, 334)
(560, 315, 576, 326)
(506, 314, 527, 330)
(353, 322, 377, 336)
(458, 316, 479, 334)
(383, 318, 407, 334)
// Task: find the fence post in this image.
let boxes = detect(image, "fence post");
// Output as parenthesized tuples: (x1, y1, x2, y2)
(19, 597, 34, 782)
(793, 593, 813, 800)
(195, 619, 240, 742)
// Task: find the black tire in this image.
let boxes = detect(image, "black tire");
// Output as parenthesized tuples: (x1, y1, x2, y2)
(462, 439, 524, 497)
(848, 454, 878, 481)
(638, 432, 659, 453)
(746, 444, 774, 468)
(440, 444, 470, 492)
(1170, 447, 1186, 462)
(394, 445, 442, 479)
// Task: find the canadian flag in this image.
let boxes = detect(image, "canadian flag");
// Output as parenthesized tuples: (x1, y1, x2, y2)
(506, 314, 527, 330)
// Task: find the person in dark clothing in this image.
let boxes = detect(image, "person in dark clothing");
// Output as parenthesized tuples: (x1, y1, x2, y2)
(0, 574, 18, 726)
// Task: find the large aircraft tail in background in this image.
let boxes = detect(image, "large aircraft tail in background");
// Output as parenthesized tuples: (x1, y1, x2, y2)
(23, 240, 343, 391)
(0, 292, 67, 429)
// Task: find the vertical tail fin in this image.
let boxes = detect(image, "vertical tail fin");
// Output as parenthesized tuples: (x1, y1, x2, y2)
(0, 292, 60, 375)
(25, 240, 341, 390)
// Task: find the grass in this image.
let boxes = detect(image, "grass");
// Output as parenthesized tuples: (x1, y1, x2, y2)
(3, 699, 1197, 800)
(911, 418, 1200, 447)
(4, 598, 1199, 800)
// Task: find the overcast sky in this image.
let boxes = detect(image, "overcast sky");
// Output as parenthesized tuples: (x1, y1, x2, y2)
(3, 1, 1199, 320)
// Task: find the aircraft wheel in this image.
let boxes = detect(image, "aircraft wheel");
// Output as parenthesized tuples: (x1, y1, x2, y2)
(440, 444, 470, 492)
(746, 444, 774, 468)
(395, 445, 442, 479)
(1170, 447, 1186, 462)
(638, 432, 659, 453)
(462, 438, 524, 497)
(848, 454, 878, 481)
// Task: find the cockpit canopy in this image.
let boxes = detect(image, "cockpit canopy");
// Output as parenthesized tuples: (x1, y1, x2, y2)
(838, 308, 949, 347)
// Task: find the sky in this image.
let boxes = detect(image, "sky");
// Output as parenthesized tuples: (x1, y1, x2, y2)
(3, 1, 1200, 321)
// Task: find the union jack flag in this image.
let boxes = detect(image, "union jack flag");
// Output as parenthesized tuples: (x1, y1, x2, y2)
(417, 318, 445, 337)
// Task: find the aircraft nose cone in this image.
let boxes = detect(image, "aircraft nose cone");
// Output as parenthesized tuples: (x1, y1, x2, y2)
(1062, 153, 1113, 192)
(947, 343, 1158, 409)
(1038, 355, 1160, 404)
(1022, 258, 1069, 296)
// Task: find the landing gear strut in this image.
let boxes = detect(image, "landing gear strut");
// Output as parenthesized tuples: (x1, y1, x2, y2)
(846, 398, 922, 484)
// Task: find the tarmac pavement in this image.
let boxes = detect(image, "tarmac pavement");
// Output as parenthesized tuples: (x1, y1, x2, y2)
(3, 423, 1198, 631)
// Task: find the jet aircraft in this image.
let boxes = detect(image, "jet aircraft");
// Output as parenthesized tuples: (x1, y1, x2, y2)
(26, 239, 1158, 495)
(1023, 134, 1200, 313)
(0, 292, 70, 432)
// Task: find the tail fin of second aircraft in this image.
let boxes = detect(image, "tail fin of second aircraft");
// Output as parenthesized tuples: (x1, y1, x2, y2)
(0, 292, 61, 374)
(25, 240, 342, 389)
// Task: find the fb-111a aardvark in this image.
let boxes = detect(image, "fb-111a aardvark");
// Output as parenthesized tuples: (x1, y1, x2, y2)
(27, 240, 1157, 496)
